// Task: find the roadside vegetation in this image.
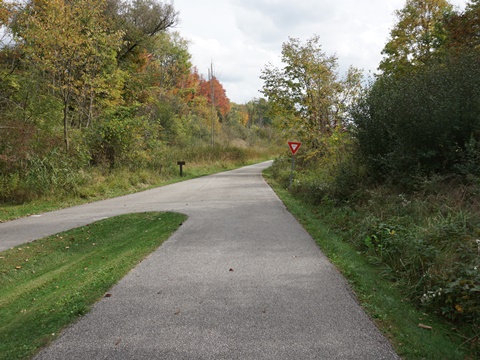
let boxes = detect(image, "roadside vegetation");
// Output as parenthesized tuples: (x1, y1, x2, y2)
(262, 0, 480, 357)
(264, 172, 468, 359)
(0, 212, 187, 360)
(0, 145, 277, 222)
(1, 0, 480, 358)
(0, 0, 281, 219)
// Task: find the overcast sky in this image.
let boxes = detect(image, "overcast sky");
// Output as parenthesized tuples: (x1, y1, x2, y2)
(173, 0, 468, 104)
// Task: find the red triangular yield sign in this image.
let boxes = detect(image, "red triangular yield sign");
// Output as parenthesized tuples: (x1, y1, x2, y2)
(288, 141, 302, 155)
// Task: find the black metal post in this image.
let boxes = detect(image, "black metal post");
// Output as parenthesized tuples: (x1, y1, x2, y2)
(177, 161, 185, 176)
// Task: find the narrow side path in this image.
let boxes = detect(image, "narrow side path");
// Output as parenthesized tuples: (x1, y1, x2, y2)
(3, 162, 398, 359)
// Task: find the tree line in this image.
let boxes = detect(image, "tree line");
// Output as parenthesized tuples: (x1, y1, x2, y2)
(263, 0, 480, 186)
(0, 0, 276, 201)
(356, 0, 480, 184)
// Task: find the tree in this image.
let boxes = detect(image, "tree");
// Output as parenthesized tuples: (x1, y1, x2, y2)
(261, 35, 362, 145)
(0, 0, 11, 27)
(443, 0, 480, 52)
(245, 98, 272, 127)
(226, 103, 248, 127)
(121, 31, 192, 105)
(379, 0, 453, 75)
(198, 75, 231, 120)
(14, 0, 123, 150)
(150, 32, 192, 91)
(356, 0, 480, 184)
(105, 0, 179, 61)
(353, 51, 480, 183)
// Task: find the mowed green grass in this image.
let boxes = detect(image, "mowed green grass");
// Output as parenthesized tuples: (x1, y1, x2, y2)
(0, 212, 187, 360)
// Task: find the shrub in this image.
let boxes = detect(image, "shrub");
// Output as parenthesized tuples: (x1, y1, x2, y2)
(345, 184, 480, 329)
(88, 106, 160, 169)
(352, 52, 480, 185)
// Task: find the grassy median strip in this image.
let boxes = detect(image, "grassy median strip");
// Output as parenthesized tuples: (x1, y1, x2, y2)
(0, 212, 187, 360)
(264, 171, 468, 360)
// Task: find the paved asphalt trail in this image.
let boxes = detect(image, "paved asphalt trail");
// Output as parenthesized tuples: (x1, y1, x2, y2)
(1, 161, 399, 359)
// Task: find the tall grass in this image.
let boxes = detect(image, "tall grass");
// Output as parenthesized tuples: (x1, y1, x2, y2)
(0, 143, 280, 222)
(1, 145, 277, 201)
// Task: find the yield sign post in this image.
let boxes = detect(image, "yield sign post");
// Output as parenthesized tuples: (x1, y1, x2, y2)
(288, 141, 302, 188)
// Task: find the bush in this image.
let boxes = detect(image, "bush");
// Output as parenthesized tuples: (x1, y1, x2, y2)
(352, 52, 480, 185)
(269, 129, 366, 204)
(342, 183, 480, 330)
(88, 106, 161, 169)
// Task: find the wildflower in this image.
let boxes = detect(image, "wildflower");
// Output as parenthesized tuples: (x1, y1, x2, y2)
(455, 304, 464, 313)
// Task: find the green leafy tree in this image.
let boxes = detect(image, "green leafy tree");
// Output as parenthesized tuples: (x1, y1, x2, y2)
(105, 0, 179, 61)
(152, 32, 192, 91)
(245, 98, 272, 127)
(14, 0, 123, 150)
(0, 0, 11, 27)
(356, 0, 480, 184)
(379, 0, 453, 76)
(226, 103, 248, 127)
(353, 52, 480, 183)
(89, 105, 160, 168)
(261, 35, 362, 146)
(0, 1, 20, 105)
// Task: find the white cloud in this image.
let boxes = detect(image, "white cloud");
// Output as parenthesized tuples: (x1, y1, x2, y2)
(173, 0, 468, 103)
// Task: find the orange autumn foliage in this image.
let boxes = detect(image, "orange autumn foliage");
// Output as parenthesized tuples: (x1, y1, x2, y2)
(198, 75, 231, 118)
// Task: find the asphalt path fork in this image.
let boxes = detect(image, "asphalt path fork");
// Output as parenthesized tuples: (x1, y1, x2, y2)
(1, 161, 399, 359)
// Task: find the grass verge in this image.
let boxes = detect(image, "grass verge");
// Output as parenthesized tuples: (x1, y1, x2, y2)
(263, 169, 468, 359)
(0, 212, 187, 360)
